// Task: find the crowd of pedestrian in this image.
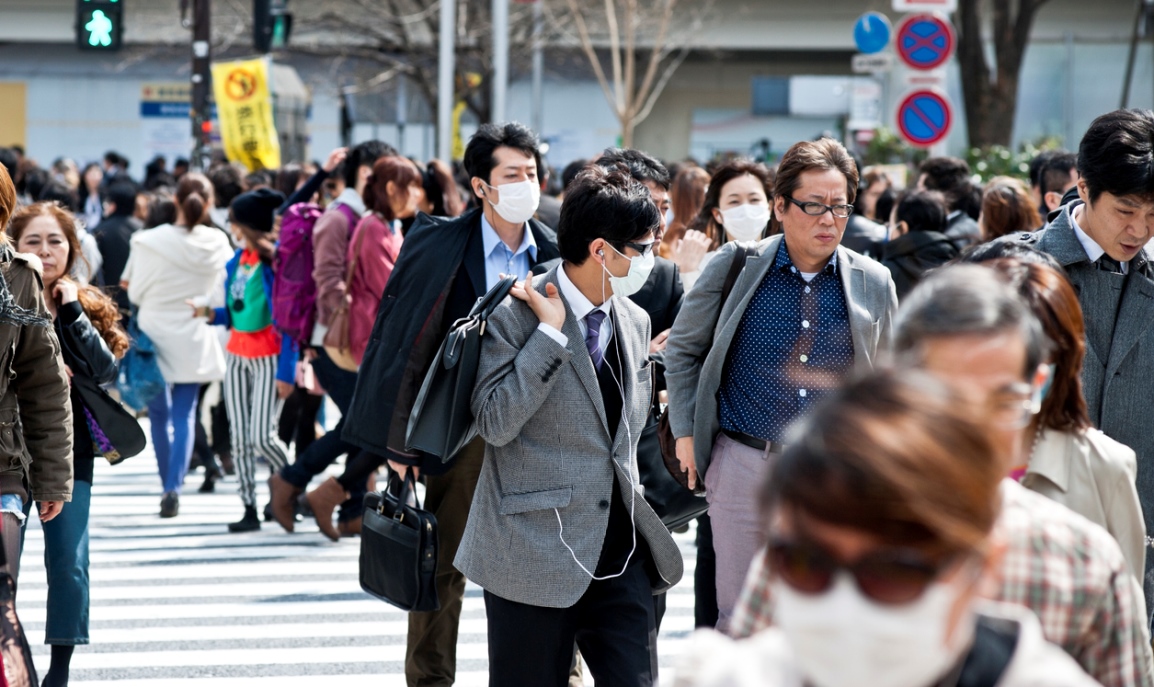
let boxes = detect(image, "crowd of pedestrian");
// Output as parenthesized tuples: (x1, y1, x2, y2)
(0, 106, 1152, 687)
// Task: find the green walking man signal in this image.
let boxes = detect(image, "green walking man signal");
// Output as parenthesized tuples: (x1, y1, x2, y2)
(76, 0, 123, 51)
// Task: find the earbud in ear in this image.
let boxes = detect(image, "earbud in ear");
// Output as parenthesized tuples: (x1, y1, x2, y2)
(598, 250, 604, 256)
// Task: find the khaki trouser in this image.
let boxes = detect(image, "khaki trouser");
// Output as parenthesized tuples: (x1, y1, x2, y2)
(405, 438, 485, 687)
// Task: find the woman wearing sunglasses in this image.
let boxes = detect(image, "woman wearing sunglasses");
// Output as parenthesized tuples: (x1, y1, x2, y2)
(674, 369, 1096, 687)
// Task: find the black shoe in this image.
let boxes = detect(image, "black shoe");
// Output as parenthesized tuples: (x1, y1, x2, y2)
(228, 506, 261, 533)
(199, 466, 222, 494)
(263, 501, 274, 522)
(160, 492, 179, 518)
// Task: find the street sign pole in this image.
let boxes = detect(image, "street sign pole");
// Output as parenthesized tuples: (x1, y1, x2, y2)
(438, 0, 455, 161)
(491, 0, 509, 123)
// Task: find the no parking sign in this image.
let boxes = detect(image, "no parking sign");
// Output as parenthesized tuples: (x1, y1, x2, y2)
(896, 90, 952, 147)
(896, 13, 955, 70)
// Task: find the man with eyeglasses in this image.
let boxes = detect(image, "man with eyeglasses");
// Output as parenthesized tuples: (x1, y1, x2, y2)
(664, 138, 898, 629)
(729, 264, 1153, 687)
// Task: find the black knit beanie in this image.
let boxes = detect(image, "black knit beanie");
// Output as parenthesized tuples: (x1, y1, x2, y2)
(230, 187, 285, 234)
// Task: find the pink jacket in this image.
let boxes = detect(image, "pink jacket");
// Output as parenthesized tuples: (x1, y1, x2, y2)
(347, 213, 404, 364)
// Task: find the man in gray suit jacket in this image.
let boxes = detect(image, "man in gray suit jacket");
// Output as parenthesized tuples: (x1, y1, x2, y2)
(461, 166, 682, 687)
(664, 138, 898, 629)
(999, 108, 1154, 612)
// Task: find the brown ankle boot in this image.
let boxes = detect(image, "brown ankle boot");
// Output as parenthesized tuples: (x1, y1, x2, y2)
(338, 516, 363, 537)
(306, 477, 349, 542)
(269, 473, 302, 533)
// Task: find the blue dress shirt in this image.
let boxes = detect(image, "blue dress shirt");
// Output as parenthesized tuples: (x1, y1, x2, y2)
(718, 241, 855, 443)
(481, 214, 538, 289)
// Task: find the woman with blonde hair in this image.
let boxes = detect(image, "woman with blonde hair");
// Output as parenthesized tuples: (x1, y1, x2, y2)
(10, 201, 129, 687)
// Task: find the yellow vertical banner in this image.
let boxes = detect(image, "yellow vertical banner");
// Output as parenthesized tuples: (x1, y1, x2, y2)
(211, 58, 281, 171)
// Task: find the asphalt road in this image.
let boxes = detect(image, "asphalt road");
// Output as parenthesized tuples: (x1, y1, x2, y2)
(18, 423, 702, 685)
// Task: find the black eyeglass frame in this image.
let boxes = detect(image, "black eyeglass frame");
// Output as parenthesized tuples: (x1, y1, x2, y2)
(784, 196, 855, 219)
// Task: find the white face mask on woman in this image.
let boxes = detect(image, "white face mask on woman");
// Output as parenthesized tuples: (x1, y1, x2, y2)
(772, 572, 975, 687)
(720, 203, 771, 242)
(483, 179, 541, 225)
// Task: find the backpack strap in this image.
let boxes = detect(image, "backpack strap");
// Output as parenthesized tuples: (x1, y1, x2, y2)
(720, 242, 753, 306)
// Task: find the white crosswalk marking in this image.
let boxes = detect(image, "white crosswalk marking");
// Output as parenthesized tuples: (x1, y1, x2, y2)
(17, 453, 702, 685)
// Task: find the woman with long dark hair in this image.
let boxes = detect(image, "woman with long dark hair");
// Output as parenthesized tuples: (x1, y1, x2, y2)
(9, 202, 129, 687)
(121, 173, 233, 517)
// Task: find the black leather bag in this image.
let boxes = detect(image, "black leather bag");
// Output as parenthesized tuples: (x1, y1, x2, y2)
(359, 474, 439, 612)
(72, 374, 147, 465)
(405, 275, 517, 462)
(638, 389, 709, 530)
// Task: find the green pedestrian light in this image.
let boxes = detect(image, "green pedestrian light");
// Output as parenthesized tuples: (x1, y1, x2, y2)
(76, 0, 123, 51)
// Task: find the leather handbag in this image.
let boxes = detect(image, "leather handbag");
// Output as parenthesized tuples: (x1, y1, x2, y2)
(359, 474, 439, 612)
(638, 392, 709, 530)
(657, 242, 754, 492)
(72, 374, 147, 465)
(323, 220, 370, 373)
(405, 275, 517, 462)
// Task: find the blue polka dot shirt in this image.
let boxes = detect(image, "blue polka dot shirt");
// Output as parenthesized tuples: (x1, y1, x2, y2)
(718, 241, 855, 443)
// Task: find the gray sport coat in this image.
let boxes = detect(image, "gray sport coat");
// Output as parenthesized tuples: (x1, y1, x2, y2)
(458, 266, 684, 608)
(664, 235, 899, 476)
(1003, 206, 1154, 533)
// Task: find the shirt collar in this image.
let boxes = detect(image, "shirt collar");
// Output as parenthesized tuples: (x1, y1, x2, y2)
(335, 187, 366, 217)
(773, 239, 838, 275)
(557, 262, 612, 322)
(1024, 428, 1071, 494)
(481, 213, 539, 262)
(1069, 206, 1106, 265)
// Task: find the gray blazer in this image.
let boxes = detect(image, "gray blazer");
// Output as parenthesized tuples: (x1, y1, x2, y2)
(458, 266, 684, 609)
(664, 236, 899, 476)
(1007, 206, 1154, 533)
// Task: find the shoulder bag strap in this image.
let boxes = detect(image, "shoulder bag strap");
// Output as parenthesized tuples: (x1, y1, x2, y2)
(720, 243, 752, 306)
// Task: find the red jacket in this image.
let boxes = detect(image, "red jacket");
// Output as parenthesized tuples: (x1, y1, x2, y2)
(347, 212, 404, 364)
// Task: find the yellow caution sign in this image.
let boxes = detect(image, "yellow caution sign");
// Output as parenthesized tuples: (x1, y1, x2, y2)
(211, 58, 281, 171)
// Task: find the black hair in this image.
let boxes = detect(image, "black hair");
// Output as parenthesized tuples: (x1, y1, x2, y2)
(1041, 152, 1078, 196)
(209, 165, 245, 209)
(462, 122, 542, 186)
(956, 238, 1066, 274)
(245, 170, 272, 190)
(103, 151, 122, 167)
(896, 189, 948, 233)
(1028, 150, 1062, 189)
(21, 167, 49, 201)
(954, 180, 983, 220)
(561, 159, 587, 192)
(106, 182, 138, 217)
(37, 181, 79, 212)
(557, 165, 661, 265)
(1078, 109, 1154, 203)
(919, 157, 972, 193)
(344, 140, 398, 190)
(875, 187, 897, 224)
(174, 158, 190, 169)
(595, 148, 670, 190)
(0, 148, 15, 179)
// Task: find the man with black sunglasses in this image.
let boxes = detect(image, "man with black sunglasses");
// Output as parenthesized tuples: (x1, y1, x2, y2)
(664, 137, 898, 629)
(730, 264, 1153, 687)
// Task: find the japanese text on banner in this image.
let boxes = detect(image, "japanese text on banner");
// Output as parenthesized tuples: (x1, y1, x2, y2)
(211, 58, 281, 172)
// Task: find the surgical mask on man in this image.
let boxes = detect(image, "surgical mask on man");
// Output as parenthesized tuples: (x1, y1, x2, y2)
(602, 243, 656, 298)
(483, 180, 541, 225)
(772, 572, 975, 687)
(720, 203, 771, 242)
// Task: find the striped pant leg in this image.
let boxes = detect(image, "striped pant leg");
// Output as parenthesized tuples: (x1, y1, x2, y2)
(223, 354, 258, 508)
(246, 354, 290, 474)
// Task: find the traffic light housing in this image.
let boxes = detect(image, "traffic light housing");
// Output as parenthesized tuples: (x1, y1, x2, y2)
(76, 0, 123, 51)
(254, 0, 292, 53)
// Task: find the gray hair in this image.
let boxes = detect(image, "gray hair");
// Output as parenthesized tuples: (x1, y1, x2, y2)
(894, 264, 1049, 377)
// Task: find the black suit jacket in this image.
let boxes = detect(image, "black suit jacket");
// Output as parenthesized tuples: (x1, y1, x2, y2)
(343, 208, 560, 474)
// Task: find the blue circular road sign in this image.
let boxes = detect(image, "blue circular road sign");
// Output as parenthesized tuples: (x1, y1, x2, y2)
(896, 14, 955, 70)
(896, 90, 953, 147)
(853, 12, 892, 55)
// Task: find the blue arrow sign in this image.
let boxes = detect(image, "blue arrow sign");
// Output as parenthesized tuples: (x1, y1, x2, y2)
(854, 12, 892, 55)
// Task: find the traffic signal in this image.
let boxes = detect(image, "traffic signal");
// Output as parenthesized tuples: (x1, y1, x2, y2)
(76, 0, 123, 51)
(254, 0, 292, 53)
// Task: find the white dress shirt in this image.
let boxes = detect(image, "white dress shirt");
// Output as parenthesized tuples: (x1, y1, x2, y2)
(1071, 205, 1128, 274)
(537, 263, 614, 354)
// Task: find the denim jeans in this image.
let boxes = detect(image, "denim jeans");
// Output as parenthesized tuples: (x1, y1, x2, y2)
(149, 383, 201, 494)
(31, 480, 92, 644)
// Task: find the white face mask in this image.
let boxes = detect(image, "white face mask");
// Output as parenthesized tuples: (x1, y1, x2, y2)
(603, 243, 656, 298)
(484, 179, 541, 225)
(772, 573, 974, 687)
(720, 203, 771, 242)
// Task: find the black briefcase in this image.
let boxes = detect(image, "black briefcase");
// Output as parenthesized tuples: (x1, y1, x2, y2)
(638, 402, 709, 531)
(359, 474, 440, 612)
(405, 275, 517, 462)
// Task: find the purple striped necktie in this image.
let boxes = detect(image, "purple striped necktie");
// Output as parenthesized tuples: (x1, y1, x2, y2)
(585, 310, 606, 371)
